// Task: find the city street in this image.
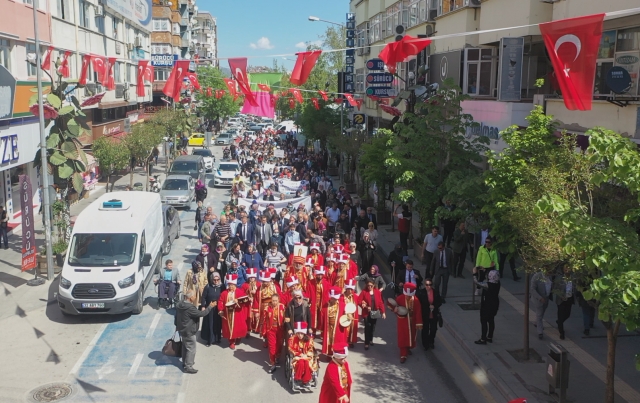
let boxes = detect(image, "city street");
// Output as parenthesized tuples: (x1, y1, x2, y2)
(0, 144, 503, 403)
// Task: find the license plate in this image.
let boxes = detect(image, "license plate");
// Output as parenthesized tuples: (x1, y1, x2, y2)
(169, 200, 179, 204)
(81, 303, 105, 309)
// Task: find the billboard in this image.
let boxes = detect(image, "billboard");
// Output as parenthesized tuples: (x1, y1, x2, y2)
(430, 50, 462, 88)
(104, 0, 152, 31)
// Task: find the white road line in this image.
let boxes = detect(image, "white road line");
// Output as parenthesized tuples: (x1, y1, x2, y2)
(128, 353, 144, 378)
(146, 313, 162, 339)
(176, 393, 185, 403)
(176, 372, 189, 403)
(69, 323, 108, 375)
(153, 366, 166, 379)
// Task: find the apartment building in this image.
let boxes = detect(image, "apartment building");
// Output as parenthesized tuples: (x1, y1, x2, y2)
(351, 0, 640, 148)
(193, 11, 217, 67)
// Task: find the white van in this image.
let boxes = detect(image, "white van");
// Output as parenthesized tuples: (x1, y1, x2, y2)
(275, 120, 296, 133)
(57, 192, 164, 315)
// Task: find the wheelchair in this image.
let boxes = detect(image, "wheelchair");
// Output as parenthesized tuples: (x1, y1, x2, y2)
(284, 348, 319, 393)
(155, 280, 182, 309)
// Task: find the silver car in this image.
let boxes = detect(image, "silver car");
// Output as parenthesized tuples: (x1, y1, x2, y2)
(216, 132, 236, 145)
(159, 175, 195, 209)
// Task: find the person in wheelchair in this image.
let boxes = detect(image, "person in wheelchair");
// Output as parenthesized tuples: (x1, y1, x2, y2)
(287, 321, 318, 388)
(155, 259, 181, 302)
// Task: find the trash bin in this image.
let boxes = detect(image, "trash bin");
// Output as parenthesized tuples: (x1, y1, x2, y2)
(546, 342, 570, 402)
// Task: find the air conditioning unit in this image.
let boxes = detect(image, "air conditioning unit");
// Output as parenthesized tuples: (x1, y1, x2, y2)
(127, 43, 134, 51)
(134, 37, 143, 47)
(465, 0, 482, 7)
(123, 82, 130, 89)
(115, 84, 124, 99)
(363, 46, 371, 55)
(94, 5, 104, 17)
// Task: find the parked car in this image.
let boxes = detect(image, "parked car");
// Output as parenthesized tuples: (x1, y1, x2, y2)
(216, 132, 236, 145)
(161, 205, 181, 255)
(248, 124, 263, 132)
(168, 155, 206, 184)
(213, 160, 240, 187)
(159, 175, 195, 209)
(192, 148, 214, 172)
(188, 133, 205, 146)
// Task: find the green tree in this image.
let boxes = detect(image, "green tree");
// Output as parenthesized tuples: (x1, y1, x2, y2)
(298, 101, 340, 150)
(123, 123, 163, 188)
(359, 129, 395, 209)
(149, 108, 195, 159)
(194, 66, 241, 128)
(92, 136, 130, 192)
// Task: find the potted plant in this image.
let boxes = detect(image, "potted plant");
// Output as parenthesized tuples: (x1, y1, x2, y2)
(53, 240, 68, 267)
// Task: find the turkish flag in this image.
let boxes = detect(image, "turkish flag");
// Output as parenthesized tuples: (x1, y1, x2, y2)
(163, 60, 190, 101)
(290, 50, 322, 86)
(186, 72, 201, 90)
(41, 46, 54, 70)
(311, 97, 320, 110)
(143, 63, 154, 84)
(103, 57, 117, 91)
(228, 58, 258, 106)
(355, 99, 363, 110)
(290, 88, 303, 104)
(379, 36, 431, 74)
(223, 78, 237, 99)
(58, 51, 71, 78)
(539, 13, 604, 111)
(289, 98, 295, 109)
(79, 54, 92, 85)
(333, 98, 343, 104)
(344, 93, 357, 107)
(258, 83, 271, 92)
(216, 90, 225, 99)
(318, 90, 328, 101)
(137, 61, 148, 97)
(92, 57, 107, 83)
(270, 93, 277, 107)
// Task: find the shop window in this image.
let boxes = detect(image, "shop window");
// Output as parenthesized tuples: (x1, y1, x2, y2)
(9, 164, 27, 217)
(0, 39, 11, 73)
(114, 62, 121, 83)
(154, 68, 170, 81)
(79, 0, 90, 29)
(616, 27, 640, 52)
(26, 43, 37, 77)
(464, 48, 496, 96)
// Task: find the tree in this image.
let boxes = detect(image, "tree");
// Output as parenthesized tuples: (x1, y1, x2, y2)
(360, 129, 395, 209)
(149, 108, 195, 159)
(298, 101, 341, 150)
(123, 123, 163, 188)
(194, 66, 240, 129)
(384, 78, 488, 237)
(92, 136, 130, 192)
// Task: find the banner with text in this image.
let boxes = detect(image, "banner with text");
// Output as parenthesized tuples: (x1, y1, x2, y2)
(237, 195, 312, 211)
(19, 175, 36, 271)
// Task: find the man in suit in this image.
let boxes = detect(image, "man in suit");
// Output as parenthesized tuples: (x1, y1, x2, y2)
(416, 277, 442, 350)
(277, 209, 290, 235)
(530, 270, 553, 339)
(396, 260, 423, 296)
(255, 215, 272, 258)
(430, 241, 453, 303)
(365, 207, 377, 229)
(295, 213, 309, 244)
(236, 215, 255, 253)
(452, 222, 471, 278)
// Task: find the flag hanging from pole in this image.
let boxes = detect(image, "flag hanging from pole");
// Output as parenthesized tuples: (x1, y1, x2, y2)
(78, 55, 92, 85)
(223, 78, 237, 99)
(228, 58, 258, 107)
(41, 46, 54, 70)
(137, 60, 149, 97)
(378, 36, 432, 74)
(290, 88, 303, 104)
(311, 97, 320, 110)
(318, 90, 328, 101)
(290, 50, 322, 86)
(58, 51, 71, 78)
(162, 60, 190, 101)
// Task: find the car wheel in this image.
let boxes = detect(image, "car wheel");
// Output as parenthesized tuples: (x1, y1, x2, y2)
(132, 287, 144, 315)
(176, 224, 181, 239)
(163, 237, 171, 255)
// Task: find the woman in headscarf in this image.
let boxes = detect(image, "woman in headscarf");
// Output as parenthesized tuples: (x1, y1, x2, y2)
(359, 232, 376, 274)
(195, 180, 207, 203)
(201, 272, 225, 346)
(357, 264, 386, 291)
(474, 268, 501, 344)
(183, 260, 208, 305)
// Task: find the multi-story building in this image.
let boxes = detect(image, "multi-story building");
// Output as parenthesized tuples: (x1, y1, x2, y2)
(193, 11, 217, 67)
(351, 0, 640, 149)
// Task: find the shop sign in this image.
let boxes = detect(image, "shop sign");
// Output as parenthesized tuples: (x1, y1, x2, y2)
(430, 50, 462, 87)
(0, 65, 16, 120)
(94, 121, 125, 138)
(151, 54, 178, 67)
(0, 134, 19, 164)
(498, 37, 524, 102)
(466, 122, 501, 140)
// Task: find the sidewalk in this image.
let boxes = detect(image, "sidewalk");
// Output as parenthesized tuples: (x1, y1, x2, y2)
(372, 222, 640, 403)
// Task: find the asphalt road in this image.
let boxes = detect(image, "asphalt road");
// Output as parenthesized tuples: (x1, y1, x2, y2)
(0, 142, 504, 403)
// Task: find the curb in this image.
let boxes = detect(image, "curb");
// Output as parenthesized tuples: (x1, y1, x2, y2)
(375, 240, 538, 403)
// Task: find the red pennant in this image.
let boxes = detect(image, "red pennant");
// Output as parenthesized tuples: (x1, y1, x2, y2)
(311, 97, 319, 110)
(206, 87, 212, 97)
(223, 78, 237, 99)
(137, 60, 149, 97)
(228, 58, 258, 107)
(270, 93, 277, 107)
(41, 46, 54, 70)
(333, 98, 343, 104)
(318, 90, 328, 101)
(289, 88, 303, 104)
(162, 60, 190, 101)
(92, 57, 107, 83)
(103, 57, 117, 91)
(344, 93, 358, 107)
(378, 36, 432, 73)
(78, 54, 92, 85)
(289, 98, 295, 109)
(355, 99, 363, 110)
(186, 72, 201, 90)
(280, 90, 289, 97)
(290, 50, 322, 86)
(257, 83, 271, 92)
(58, 51, 71, 78)
(539, 13, 604, 111)
(216, 90, 225, 99)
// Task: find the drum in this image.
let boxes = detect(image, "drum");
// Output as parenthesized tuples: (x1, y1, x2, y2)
(387, 298, 398, 308)
(225, 301, 237, 307)
(396, 306, 409, 317)
(344, 302, 356, 315)
(339, 315, 352, 327)
(237, 295, 249, 303)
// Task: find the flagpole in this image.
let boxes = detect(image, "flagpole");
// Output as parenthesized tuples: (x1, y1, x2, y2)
(32, 2, 55, 281)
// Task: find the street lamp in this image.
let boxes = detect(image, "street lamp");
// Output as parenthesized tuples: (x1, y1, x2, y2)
(308, 16, 345, 28)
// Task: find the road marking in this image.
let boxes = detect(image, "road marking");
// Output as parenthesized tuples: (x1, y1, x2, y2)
(146, 313, 162, 338)
(438, 330, 498, 403)
(176, 393, 185, 403)
(128, 353, 144, 378)
(176, 372, 189, 403)
(95, 355, 117, 379)
(69, 323, 108, 375)
(153, 366, 166, 379)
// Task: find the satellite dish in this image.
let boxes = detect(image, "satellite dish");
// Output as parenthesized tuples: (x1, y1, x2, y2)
(605, 66, 632, 94)
(395, 25, 405, 35)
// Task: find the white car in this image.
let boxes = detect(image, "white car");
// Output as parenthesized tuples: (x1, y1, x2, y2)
(213, 160, 240, 187)
(192, 148, 214, 171)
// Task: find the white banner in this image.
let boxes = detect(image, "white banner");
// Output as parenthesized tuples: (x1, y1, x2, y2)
(278, 179, 302, 192)
(274, 149, 285, 158)
(237, 195, 312, 211)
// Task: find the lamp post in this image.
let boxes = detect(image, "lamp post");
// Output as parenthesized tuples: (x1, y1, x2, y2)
(307, 16, 346, 28)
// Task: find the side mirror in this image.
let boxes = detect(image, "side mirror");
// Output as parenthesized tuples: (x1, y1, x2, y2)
(199, 169, 204, 173)
(142, 253, 152, 266)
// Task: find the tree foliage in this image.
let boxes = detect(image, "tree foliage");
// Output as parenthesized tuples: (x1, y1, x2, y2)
(360, 129, 396, 207)
(194, 66, 241, 124)
(123, 122, 163, 186)
(148, 108, 196, 158)
(92, 136, 130, 192)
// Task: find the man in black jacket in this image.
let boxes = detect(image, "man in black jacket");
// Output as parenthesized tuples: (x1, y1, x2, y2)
(284, 290, 312, 339)
(396, 260, 423, 296)
(175, 292, 212, 373)
(416, 278, 442, 350)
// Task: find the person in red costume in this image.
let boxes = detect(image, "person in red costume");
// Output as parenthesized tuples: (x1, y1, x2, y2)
(324, 255, 338, 285)
(287, 321, 317, 387)
(217, 273, 249, 350)
(286, 255, 311, 293)
(320, 287, 347, 357)
(342, 278, 359, 348)
(392, 282, 423, 363)
(262, 293, 286, 373)
(332, 254, 352, 290)
(241, 267, 260, 334)
(253, 268, 282, 335)
(309, 265, 330, 337)
(307, 243, 324, 267)
(319, 342, 352, 403)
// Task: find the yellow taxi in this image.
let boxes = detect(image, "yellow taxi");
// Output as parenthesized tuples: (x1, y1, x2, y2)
(188, 133, 205, 146)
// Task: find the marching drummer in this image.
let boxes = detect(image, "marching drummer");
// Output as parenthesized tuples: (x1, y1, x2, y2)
(342, 279, 359, 348)
(217, 274, 250, 350)
(309, 265, 331, 338)
(321, 287, 348, 358)
(391, 283, 423, 363)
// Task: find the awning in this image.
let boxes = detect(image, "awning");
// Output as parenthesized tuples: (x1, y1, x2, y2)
(98, 101, 138, 109)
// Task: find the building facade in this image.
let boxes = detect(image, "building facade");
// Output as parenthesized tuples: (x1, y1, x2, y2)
(350, 0, 640, 146)
(193, 11, 217, 67)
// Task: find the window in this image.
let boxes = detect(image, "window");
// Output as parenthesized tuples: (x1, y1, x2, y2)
(155, 68, 170, 81)
(26, 43, 37, 76)
(616, 27, 640, 52)
(112, 17, 121, 40)
(56, 0, 71, 21)
(79, 0, 90, 28)
(114, 62, 121, 83)
(126, 63, 131, 82)
(0, 39, 10, 72)
(153, 18, 170, 32)
(464, 48, 496, 96)
(355, 68, 365, 93)
(96, 15, 105, 34)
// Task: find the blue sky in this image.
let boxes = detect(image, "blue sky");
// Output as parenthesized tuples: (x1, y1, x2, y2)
(198, 0, 347, 70)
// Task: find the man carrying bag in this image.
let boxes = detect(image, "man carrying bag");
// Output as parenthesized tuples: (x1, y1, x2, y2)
(174, 291, 212, 374)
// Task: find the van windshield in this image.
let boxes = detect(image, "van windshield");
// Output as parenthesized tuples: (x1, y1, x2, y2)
(170, 161, 197, 172)
(68, 233, 138, 266)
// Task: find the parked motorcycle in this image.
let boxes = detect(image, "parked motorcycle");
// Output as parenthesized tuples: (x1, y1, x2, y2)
(223, 147, 230, 159)
(149, 175, 161, 193)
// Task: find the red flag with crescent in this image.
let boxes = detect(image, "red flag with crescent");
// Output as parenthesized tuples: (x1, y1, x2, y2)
(539, 13, 604, 111)
(163, 60, 190, 101)
(217, 90, 225, 99)
(186, 72, 201, 90)
(333, 98, 343, 104)
(270, 93, 277, 107)
(103, 57, 117, 91)
(137, 60, 149, 97)
(206, 87, 212, 97)
(41, 46, 54, 70)
(378, 36, 432, 75)
(143, 63, 154, 83)
(290, 50, 322, 86)
(228, 58, 258, 107)
(344, 93, 358, 107)
(311, 97, 320, 110)
(92, 57, 107, 83)
(258, 83, 271, 92)
(289, 98, 295, 109)
(355, 99, 363, 110)
(289, 88, 303, 104)
(79, 55, 92, 85)
(58, 51, 72, 78)
(223, 78, 237, 99)
(318, 90, 328, 101)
